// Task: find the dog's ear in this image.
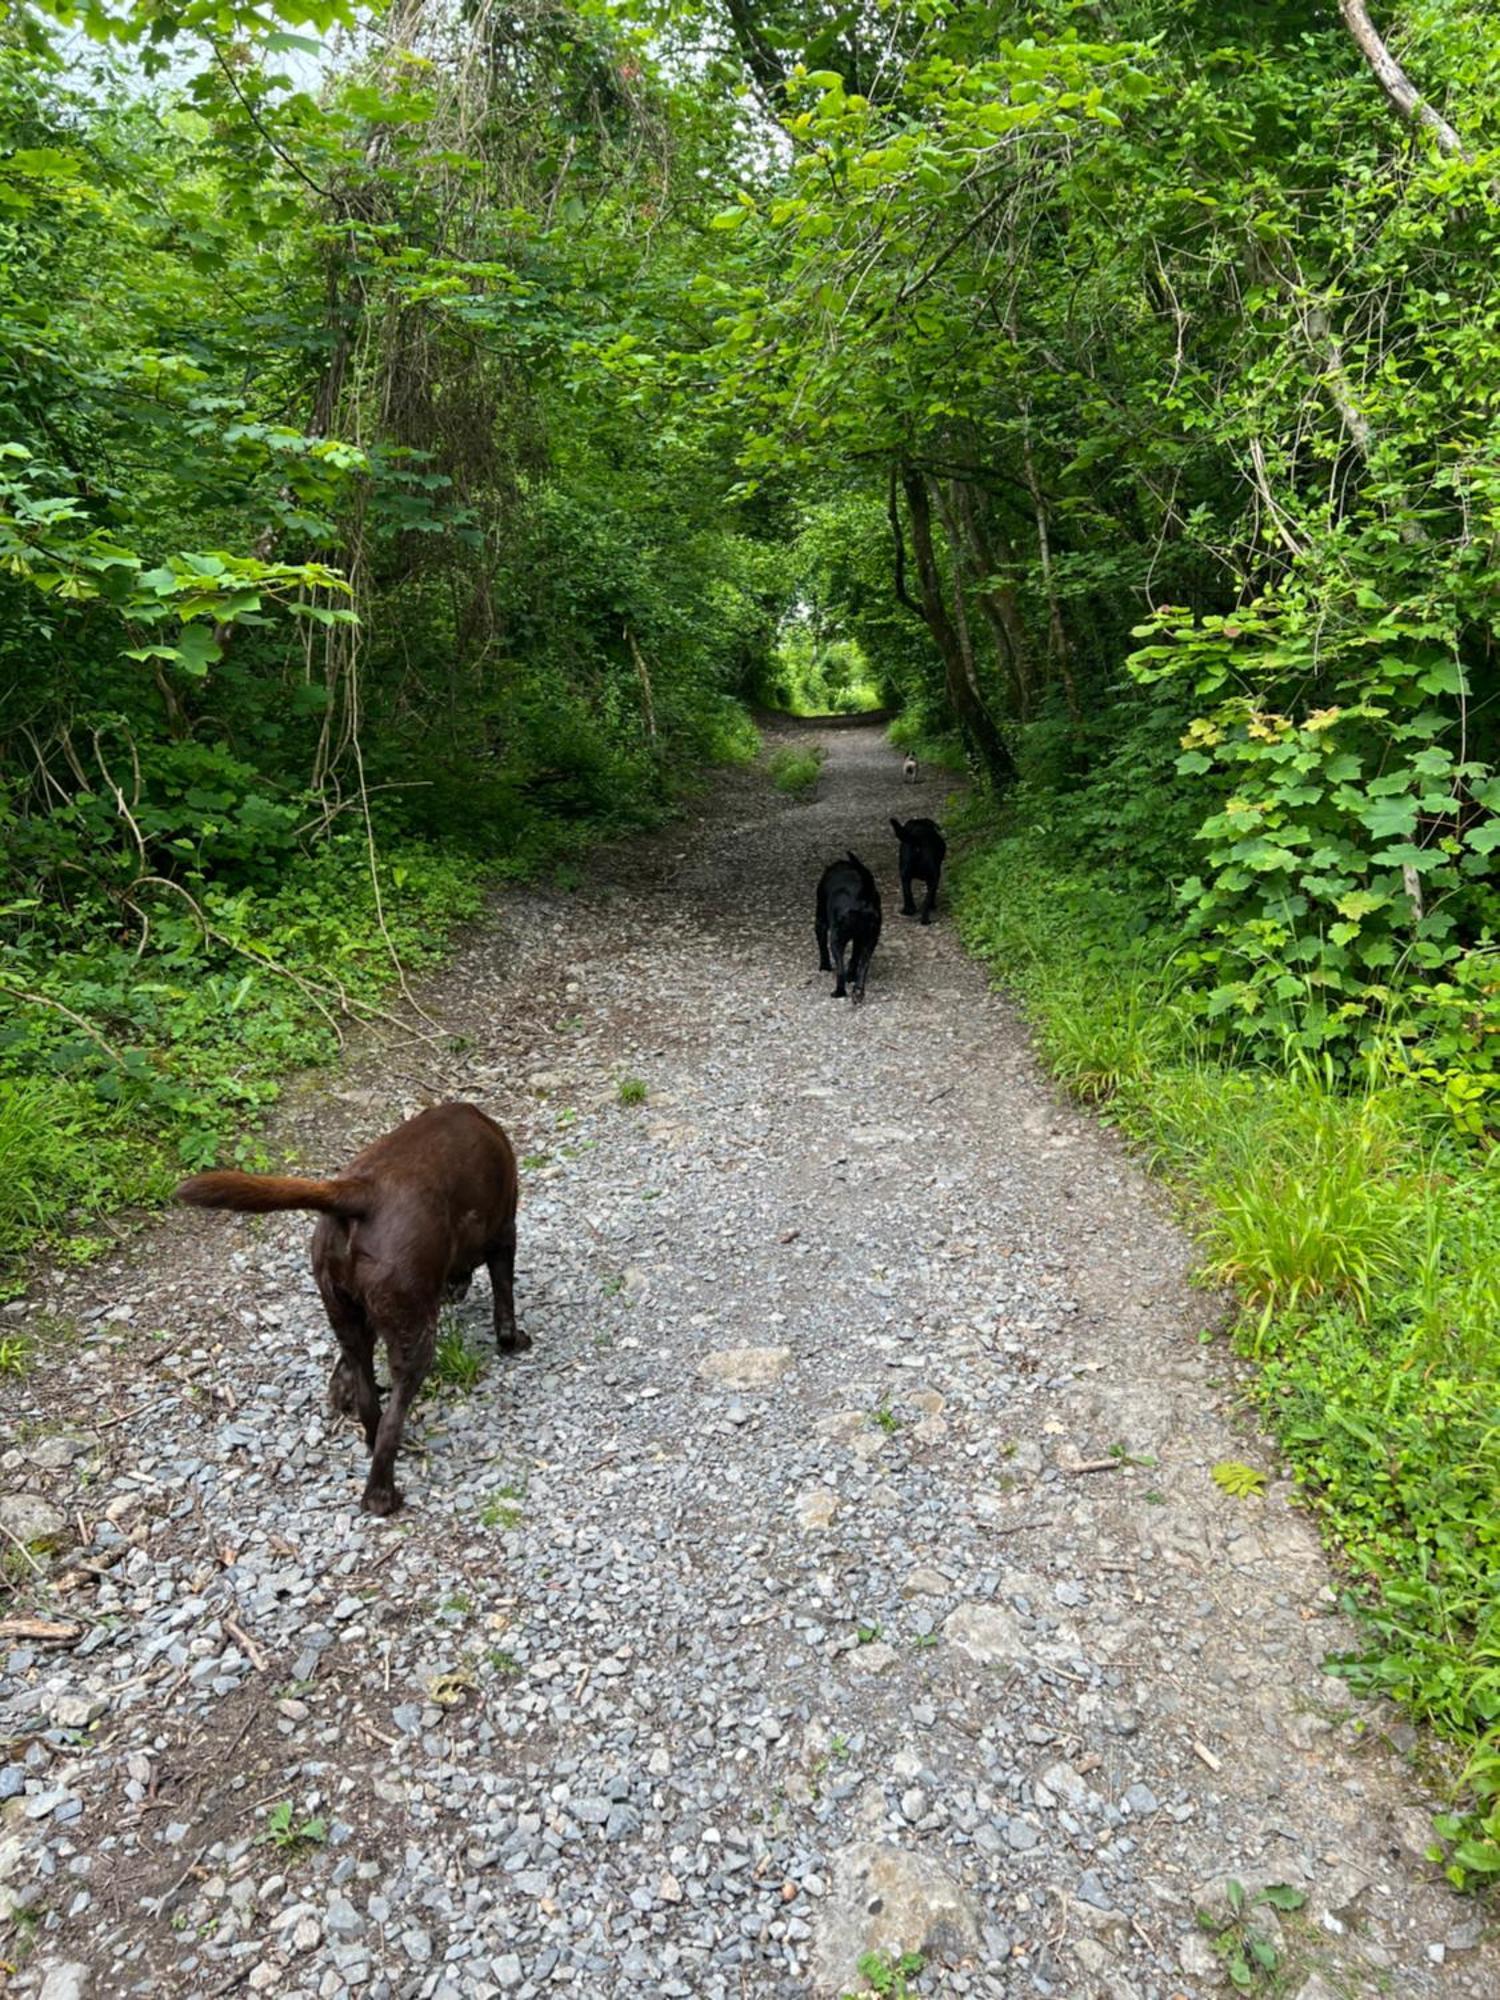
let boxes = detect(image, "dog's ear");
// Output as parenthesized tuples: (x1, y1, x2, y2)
(890, 817, 904, 838)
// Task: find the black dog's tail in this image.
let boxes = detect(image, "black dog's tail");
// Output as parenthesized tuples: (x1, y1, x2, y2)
(847, 849, 867, 869)
(890, 818, 904, 839)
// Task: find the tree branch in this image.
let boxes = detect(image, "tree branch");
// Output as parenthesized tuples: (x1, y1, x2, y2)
(1338, 1, 1467, 158)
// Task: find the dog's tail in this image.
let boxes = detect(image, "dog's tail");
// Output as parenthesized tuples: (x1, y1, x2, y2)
(175, 1171, 373, 1219)
(847, 849, 868, 869)
(890, 817, 904, 838)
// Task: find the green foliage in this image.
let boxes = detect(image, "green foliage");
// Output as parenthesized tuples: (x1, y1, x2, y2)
(1212, 1462, 1267, 1501)
(1195, 1881, 1307, 1992)
(0, 1333, 32, 1378)
(0, 0, 794, 1268)
(957, 820, 1500, 1881)
(257, 1802, 327, 1855)
(763, 609, 881, 716)
(846, 1951, 925, 2000)
(0, 833, 480, 1272)
(616, 1076, 647, 1106)
(431, 1324, 484, 1394)
(768, 746, 824, 794)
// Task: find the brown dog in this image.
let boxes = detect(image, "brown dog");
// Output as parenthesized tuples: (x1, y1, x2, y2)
(176, 1102, 522, 1516)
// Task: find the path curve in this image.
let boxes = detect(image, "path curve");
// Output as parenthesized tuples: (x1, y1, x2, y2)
(1, 720, 1492, 1999)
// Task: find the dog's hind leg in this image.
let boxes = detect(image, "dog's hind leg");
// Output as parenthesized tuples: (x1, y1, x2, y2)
(361, 1314, 434, 1517)
(830, 931, 849, 998)
(816, 914, 831, 972)
(489, 1221, 529, 1353)
(920, 873, 938, 925)
(320, 1281, 381, 1448)
(900, 864, 917, 918)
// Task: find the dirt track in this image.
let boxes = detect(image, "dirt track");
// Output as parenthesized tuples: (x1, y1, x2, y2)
(1, 719, 1492, 1999)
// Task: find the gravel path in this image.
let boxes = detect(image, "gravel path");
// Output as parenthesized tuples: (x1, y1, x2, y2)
(2, 720, 1494, 2000)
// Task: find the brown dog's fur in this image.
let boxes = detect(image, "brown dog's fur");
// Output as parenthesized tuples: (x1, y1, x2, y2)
(176, 1102, 522, 1516)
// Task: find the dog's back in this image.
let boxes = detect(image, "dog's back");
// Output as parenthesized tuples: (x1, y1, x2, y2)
(892, 817, 946, 873)
(816, 853, 883, 1002)
(821, 850, 880, 924)
(890, 818, 947, 925)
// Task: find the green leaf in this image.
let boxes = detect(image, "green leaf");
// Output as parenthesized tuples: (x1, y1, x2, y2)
(1255, 1884, 1306, 1911)
(174, 625, 221, 677)
(1212, 1462, 1266, 1499)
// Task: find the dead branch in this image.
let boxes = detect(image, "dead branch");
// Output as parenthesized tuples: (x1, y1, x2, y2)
(1338, 1, 1467, 158)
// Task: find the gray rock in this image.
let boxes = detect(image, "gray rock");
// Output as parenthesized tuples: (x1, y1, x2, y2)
(812, 1840, 981, 1997)
(942, 1602, 1028, 1666)
(695, 1346, 794, 1391)
(0, 1494, 66, 1546)
(38, 1965, 90, 2000)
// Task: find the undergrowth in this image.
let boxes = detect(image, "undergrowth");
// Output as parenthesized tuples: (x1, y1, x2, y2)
(0, 832, 482, 1283)
(0, 707, 762, 1280)
(768, 744, 825, 793)
(956, 824, 1500, 1889)
(886, 713, 967, 775)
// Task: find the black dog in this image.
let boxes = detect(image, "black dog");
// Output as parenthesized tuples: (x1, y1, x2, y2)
(816, 852, 883, 1004)
(891, 817, 947, 925)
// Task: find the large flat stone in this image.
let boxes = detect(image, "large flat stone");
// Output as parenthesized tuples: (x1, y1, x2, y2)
(942, 1601, 1029, 1665)
(696, 1346, 794, 1391)
(812, 1840, 980, 1996)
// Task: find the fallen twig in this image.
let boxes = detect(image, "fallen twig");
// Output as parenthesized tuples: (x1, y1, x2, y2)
(0, 1522, 45, 1576)
(96, 1394, 178, 1432)
(225, 1619, 269, 1674)
(0, 1616, 82, 1644)
(1191, 1738, 1223, 1774)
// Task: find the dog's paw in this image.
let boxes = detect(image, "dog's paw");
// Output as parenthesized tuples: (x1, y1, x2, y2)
(362, 1482, 404, 1518)
(497, 1326, 533, 1353)
(919, 914, 932, 927)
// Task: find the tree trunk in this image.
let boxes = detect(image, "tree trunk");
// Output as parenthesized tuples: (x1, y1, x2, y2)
(948, 480, 1035, 721)
(898, 467, 1017, 786)
(626, 625, 658, 751)
(1017, 418, 1080, 722)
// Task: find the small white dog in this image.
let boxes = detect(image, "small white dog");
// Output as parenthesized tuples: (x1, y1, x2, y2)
(902, 754, 918, 785)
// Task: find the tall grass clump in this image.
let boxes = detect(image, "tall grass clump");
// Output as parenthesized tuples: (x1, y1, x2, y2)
(768, 745, 825, 793)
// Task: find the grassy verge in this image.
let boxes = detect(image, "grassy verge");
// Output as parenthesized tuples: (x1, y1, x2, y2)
(886, 712, 967, 774)
(768, 743, 826, 793)
(956, 824, 1500, 1887)
(0, 711, 764, 1285)
(0, 833, 485, 1285)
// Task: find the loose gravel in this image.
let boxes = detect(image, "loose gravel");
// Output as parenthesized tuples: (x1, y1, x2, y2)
(1, 720, 1495, 1999)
